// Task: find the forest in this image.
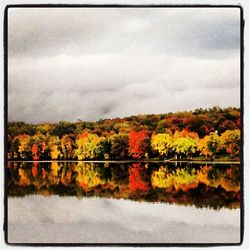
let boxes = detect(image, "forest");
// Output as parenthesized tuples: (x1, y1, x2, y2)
(7, 107, 241, 161)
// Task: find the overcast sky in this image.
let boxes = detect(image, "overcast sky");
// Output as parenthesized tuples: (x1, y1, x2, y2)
(8, 7, 240, 123)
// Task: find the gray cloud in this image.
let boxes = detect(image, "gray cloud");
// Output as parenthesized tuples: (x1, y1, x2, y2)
(8, 7, 240, 123)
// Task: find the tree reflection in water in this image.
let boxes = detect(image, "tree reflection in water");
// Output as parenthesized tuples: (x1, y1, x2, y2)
(7, 161, 240, 209)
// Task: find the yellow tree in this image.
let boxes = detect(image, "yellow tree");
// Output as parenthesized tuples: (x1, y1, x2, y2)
(206, 132, 222, 157)
(172, 129, 198, 159)
(48, 136, 62, 160)
(197, 136, 212, 158)
(18, 134, 31, 159)
(76, 133, 103, 160)
(172, 137, 197, 158)
(220, 129, 240, 158)
(151, 133, 172, 158)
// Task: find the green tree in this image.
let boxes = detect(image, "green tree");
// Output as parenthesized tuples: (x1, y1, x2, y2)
(98, 138, 111, 159)
(8, 136, 20, 159)
(61, 134, 75, 159)
(51, 121, 76, 138)
(108, 133, 129, 159)
(173, 137, 197, 158)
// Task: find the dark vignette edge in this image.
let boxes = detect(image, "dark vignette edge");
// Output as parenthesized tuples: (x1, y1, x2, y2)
(3, 3, 245, 247)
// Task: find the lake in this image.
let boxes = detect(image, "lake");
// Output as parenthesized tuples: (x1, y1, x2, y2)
(7, 161, 241, 244)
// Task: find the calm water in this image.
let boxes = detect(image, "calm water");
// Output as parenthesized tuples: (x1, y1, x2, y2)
(7, 161, 241, 244)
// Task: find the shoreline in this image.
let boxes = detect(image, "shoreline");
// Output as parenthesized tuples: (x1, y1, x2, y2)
(8, 159, 240, 164)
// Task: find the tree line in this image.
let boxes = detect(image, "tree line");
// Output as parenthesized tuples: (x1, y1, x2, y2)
(7, 107, 241, 161)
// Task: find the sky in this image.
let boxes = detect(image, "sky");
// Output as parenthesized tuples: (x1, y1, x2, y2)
(8, 7, 241, 123)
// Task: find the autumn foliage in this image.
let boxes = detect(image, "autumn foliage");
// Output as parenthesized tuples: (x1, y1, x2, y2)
(128, 130, 149, 159)
(7, 107, 241, 160)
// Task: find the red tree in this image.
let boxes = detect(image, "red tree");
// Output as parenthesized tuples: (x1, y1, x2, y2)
(128, 130, 150, 159)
